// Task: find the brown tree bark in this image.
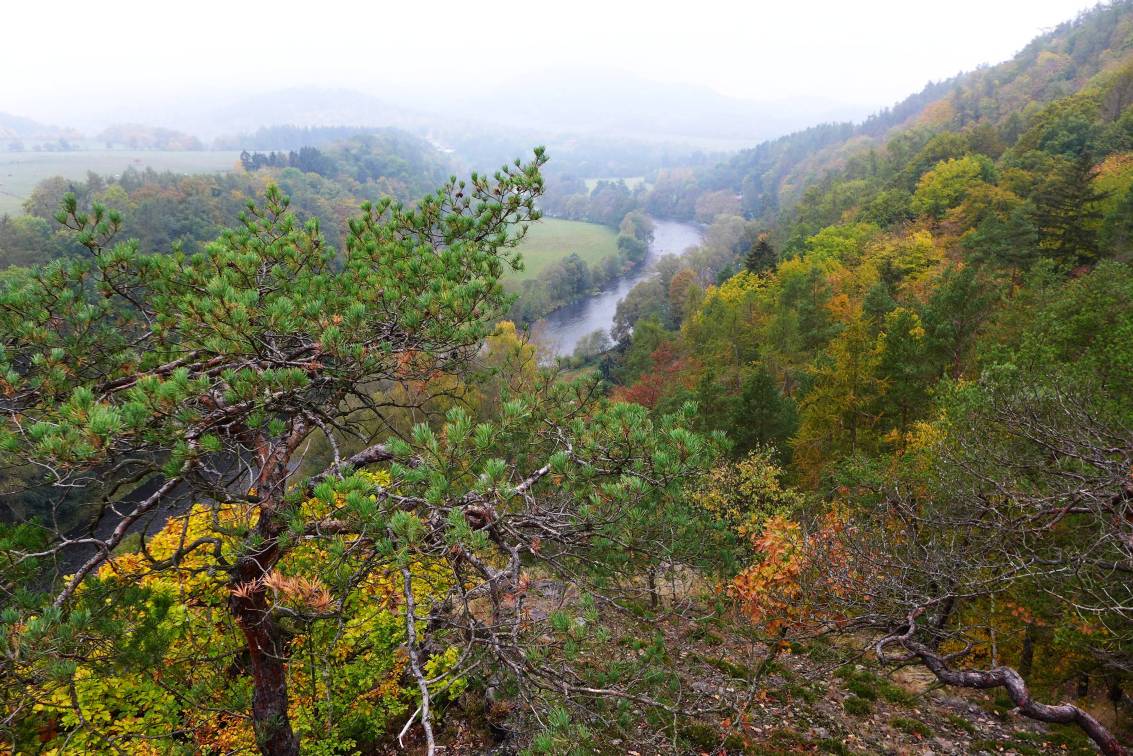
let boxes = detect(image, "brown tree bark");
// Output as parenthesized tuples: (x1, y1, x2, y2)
(226, 423, 308, 756)
(647, 566, 659, 610)
(231, 578, 297, 755)
(1019, 622, 1036, 679)
(880, 618, 1127, 756)
(230, 521, 298, 756)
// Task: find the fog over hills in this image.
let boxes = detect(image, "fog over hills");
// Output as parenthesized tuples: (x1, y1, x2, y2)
(180, 88, 437, 140)
(1, 68, 875, 154)
(0, 112, 81, 143)
(438, 68, 873, 146)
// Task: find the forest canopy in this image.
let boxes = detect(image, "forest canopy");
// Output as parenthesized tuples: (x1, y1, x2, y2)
(3, 2, 1133, 753)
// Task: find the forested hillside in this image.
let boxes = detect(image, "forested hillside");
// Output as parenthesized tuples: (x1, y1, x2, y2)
(703, 0, 1133, 227)
(595, 2, 1133, 752)
(0, 132, 455, 268)
(2, 2, 1133, 754)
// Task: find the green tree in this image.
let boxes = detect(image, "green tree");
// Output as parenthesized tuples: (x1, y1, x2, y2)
(1029, 154, 1108, 265)
(874, 307, 931, 445)
(911, 155, 994, 220)
(920, 264, 997, 379)
(729, 365, 798, 458)
(1101, 184, 1133, 258)
(744, 236, 776, 273)
(612, 276, 668, 343)
(791, 308, 882, 484)
(616, 315, 668, 384)
(0, 152, 723, 754)
(963, 202, 1040, 273)
(0, 156, 547, 752)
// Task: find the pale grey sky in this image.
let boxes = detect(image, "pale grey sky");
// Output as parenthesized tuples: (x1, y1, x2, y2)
(0, 0, 1101, 123)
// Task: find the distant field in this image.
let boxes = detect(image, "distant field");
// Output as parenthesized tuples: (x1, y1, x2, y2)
(583, 176, 647, 192)
(0, 150, 242, 216)
(509, 218, 619, 282)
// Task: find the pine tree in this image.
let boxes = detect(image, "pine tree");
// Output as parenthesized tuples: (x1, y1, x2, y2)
(1030, 154, 1108, 266)
(745, 236, 776, 273)
(730, 365, 798, 457)
(964, 203, 1040, 273)
(0, 150, 723, 755)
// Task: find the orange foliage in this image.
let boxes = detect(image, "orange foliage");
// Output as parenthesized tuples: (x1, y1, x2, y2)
(612, 342, 699, 409)
(917, 99, 956, 127)
(731, 509, 859, 635)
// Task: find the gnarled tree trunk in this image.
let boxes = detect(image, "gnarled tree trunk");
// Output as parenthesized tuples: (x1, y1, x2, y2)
(881, 626, 1127, 756)
(230, 526, 297, 756)
(227, 428, 307, 756)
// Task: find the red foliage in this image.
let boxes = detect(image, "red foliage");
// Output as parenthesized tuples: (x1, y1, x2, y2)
(613, 342, 699, 409)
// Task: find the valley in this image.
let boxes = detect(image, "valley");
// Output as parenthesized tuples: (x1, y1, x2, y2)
(1, 2, 1131, 754)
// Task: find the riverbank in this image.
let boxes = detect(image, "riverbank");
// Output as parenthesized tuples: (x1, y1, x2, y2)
(535, 218, 704, 356)
(506, 218, 619, 282)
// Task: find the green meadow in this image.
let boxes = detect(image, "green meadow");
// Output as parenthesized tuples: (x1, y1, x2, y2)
(509, 217, 619, 281)
(0, 150, 242, 215)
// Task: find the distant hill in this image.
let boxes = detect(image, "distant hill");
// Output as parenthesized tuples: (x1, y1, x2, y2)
(0, 112, 81, 146)
(201, 86, 736, 177)
(445, 68, 871, 148)
(706, 0, 1133, 219)
(187, 87, 437, 140)
(194, 74, 866, 151)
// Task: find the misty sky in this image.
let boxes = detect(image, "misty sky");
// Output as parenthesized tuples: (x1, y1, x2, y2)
(2, 0, 1101, 123)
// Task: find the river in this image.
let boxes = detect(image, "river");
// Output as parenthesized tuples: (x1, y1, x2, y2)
(536, 219, 704, 356)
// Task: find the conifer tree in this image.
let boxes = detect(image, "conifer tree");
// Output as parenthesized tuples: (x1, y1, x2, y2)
(744, 235, 776, 273)
(0, 151, 723, 755)
(1030, 154, 1108, 266)
(729, 365, 797, 458)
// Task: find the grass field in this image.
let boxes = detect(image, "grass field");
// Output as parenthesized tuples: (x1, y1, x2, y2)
(0, 150, 242, 216)
(509, 218, 619, 282)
